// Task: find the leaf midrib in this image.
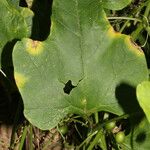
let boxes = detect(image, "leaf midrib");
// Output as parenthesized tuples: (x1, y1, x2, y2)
(74, 0, 85, 84)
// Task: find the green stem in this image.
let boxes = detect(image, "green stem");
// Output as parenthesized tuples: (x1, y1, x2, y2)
(95, 114, 129, 131)
(77, 131, 98, 149)
(87, 114, 130, 150)
(131, 24, 143, 40)
(87, 112, 144, 149)
(94, 112, 99, 124)
(120, 0, 150, 33)
(29, 125, 33, 150)
(87, 129, 105, 150)
(75, 124, 83, 139)
(119, 20, 130, 33)
(107, 17, 142, 22)
(77, 113, 130, 149)
(144, 1, 150, 17)
(131, 1, 150, 40)
(69, 118, 88, 127)
(146, 27, 150, 36)
(19, 125, 28, 150)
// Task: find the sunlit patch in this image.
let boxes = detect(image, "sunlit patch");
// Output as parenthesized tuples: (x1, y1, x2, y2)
(81, 98, 87, 106)
(125, 37, 143, 56)
(14, 72, 28, 88)
(26, 39, 43, 55)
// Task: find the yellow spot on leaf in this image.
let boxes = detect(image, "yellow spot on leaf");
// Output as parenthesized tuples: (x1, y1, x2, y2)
(125, 37, 143, 56)
(15, 72, 28, 88)
(107, 27, 122, 38)
(26, 39, 43, 55)
(107, 27, 143, 56)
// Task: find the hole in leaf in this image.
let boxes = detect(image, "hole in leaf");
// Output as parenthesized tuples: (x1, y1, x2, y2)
(63, 80, 76, 94)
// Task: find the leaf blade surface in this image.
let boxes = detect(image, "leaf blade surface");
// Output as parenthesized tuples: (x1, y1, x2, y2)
(13, 0, 148, 130)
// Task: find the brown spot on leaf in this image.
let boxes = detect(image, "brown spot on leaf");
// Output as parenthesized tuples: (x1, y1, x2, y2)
(26, 39, 43, 56)
(125, 37, 144, 56)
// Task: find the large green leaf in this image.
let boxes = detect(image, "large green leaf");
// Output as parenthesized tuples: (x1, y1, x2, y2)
(102, 0, 132, 10)
(13, 0, 148, 130)
(137, 81, 150, 123)
(0, 0, 33, 68)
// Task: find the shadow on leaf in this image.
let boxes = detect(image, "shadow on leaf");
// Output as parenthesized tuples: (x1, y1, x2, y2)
(115, 82, 145, 121)
(115, 82, 146, 148)
(136, 131, 147, 143)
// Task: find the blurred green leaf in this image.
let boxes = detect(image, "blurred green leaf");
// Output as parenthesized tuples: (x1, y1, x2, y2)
(13, 0, 148, 130)
(102, 0, 132, 10)
(137, 81, 150, 123)
(124, 117, 150, 150)
(0, 0, 33, 68)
